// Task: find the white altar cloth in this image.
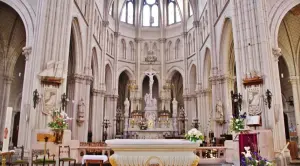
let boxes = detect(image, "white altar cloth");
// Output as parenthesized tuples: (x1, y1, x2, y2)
(106, 139, 199, 166)
(81, 155, 108, 164)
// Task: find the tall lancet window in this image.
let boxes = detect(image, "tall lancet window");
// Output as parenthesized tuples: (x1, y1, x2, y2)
(120, 0, 135, 24)
(143, 0, 159, 27)
(109, 2, 114, 16)
(167, 0, 181, 25)
(188, 2, 193, 17)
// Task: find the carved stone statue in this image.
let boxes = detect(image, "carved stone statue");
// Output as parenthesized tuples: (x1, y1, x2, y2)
(124, 98, 130, 117)
(77, 98, 85, 125)
(144, 93, 157, 108)
(216, 100, 224, 121)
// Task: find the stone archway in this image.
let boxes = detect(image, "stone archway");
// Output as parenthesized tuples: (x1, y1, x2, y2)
(202, 48, 212, 135)
(218, 18, 237, 136)
(277, 4, 300, 157)
(0, 2, 26, 140)
(104, 64, 113, 139)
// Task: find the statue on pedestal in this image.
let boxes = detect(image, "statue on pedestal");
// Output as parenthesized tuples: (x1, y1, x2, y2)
(215, 100, 224, 124)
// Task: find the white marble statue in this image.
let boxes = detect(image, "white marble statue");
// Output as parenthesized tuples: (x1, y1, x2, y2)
(216, 99, 224, 121)
(144, 93, 157, 108)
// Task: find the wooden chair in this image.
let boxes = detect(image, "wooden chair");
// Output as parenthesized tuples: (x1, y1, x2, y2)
(7, 146, 29, 166)
(58, 146, 76, 166)
(31, 149, 56, 166)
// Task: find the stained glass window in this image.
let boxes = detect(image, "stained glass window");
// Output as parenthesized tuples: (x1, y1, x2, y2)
(142, 0, 159, 27)
(120, 0, 135, 24)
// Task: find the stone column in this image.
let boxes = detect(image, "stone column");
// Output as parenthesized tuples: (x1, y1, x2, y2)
(0, 76, 13, 139)
(112, 95, 118, 138)
(172, 98, 178, 135)
(290, 77, 300, 145)
(183, 95, 190, 132)
(124, 98, 130, 138)
(18, 47, 34, 148)
(91, 89, 102, 142)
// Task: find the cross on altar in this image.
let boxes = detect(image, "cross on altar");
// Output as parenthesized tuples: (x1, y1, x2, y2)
(144, 71, 158, 99)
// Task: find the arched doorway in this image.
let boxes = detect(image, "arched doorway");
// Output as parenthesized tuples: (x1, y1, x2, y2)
(170, 71, 183, 133)
(0, 2, 26, 141)
(277, 5, 300, 158)
(189, 64, 197, 129)
(218, 18, 237, 136)
(117, 71, 130, 135)
(203, 49, 212, 135)
(104, 64, 113, 139)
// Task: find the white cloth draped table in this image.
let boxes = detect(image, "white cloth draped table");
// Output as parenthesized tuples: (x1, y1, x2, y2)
(81, 155, 108, 164)
(106, 139, 200, 166)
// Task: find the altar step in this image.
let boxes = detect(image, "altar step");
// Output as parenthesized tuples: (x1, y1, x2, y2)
(289, 159, 300, 166)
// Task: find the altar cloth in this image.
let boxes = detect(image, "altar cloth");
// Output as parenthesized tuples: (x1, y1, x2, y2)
(106, 139, 199, 166)
(81, 155, 108, 164)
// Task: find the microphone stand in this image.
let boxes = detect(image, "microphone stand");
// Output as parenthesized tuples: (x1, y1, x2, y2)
(43, 137, 49, 166)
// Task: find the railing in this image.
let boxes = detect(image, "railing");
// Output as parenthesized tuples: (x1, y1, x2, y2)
(77, 143, 226, 164)
(195, 147, 226, 164)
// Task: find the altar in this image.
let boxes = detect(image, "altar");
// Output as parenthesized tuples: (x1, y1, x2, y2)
(106, 139, 199, 166)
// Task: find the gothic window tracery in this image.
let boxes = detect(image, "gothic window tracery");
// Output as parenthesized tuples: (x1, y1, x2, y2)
(167, 41, 172, 61)
(142, 0, 159, 27)
(175, 39, 180, 59)
(121, 0, 135, 24)
(129, 41, 134, 60)
(167, 0, 181, 25)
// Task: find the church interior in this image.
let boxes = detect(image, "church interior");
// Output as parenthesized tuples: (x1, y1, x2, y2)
(0, 0, 300, 165)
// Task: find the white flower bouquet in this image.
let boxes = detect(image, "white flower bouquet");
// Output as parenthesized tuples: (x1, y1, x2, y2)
(185, 128, 204, 143)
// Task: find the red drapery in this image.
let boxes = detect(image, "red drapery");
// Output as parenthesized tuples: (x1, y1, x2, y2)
(239, 133, 258, 163)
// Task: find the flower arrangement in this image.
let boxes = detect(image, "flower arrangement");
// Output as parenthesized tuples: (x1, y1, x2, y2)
(130, 119, 135, 128)
(138, 119, 148, 130)
(185, 128, 204, 143)
(48, 109, 72, 129)
(241, 147, 273, 166)
(229, 113, 246, 133)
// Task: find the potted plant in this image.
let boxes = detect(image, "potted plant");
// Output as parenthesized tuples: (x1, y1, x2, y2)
(229, 113, 247, 133)
(138, 119, 148, 130)
(48, 109, 72, 144)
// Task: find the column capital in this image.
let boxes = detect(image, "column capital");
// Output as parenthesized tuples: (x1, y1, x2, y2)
(114, 32, 120, 37)
(91, 88, 105, 96)
(289, 76, 299, 84)
(134, 38, 143, 43)
(102, 21, 109, 27)
(22, 46, 32, 61)
(84, 75, 94, 85)
(182, 32, 188, 37)
(4, 75, 14, 84)
(158, 38, 167, 43)
(193, 21, 200, 28)
(272, 47, 282, 61)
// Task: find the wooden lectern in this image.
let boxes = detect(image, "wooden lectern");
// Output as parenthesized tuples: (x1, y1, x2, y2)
(36, 133, 55, 166)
